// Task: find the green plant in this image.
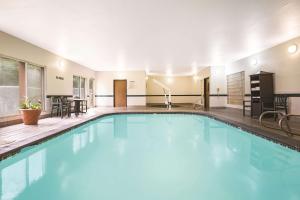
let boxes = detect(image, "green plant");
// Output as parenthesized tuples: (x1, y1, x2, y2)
(20, 97, 42, 110)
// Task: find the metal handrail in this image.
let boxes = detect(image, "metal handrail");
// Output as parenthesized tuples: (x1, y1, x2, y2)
(259, 111, 285, 131)
(279, 114, 300, 136)
(193, 97, 203, 110)
(153, 79, 172, 109)
(259, 111, 300, 136)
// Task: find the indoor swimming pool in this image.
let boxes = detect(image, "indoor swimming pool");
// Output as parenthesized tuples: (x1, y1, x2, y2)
(0, 114, 300, 200)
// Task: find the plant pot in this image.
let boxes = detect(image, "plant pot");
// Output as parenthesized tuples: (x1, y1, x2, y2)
(19, 109, 42, 125)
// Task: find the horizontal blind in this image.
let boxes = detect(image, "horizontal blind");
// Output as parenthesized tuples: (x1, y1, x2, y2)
(227, 71, 245, 105)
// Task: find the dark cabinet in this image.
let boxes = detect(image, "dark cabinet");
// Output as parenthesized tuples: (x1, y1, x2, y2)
(250, 72, 274, 118)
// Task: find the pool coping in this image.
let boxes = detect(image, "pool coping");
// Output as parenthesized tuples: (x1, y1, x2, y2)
(1, 110, 300, 160)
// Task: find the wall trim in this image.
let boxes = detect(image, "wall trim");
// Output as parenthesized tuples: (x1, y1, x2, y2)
(96, 94, 217, 97)
(95, 93, 300, 98)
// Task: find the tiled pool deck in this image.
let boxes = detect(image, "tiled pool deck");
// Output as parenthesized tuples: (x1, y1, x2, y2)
(0, 106, 299, 160)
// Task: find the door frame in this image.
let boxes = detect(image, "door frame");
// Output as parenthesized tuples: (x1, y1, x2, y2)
(89, 78, 95, 107)
(113, 79, 127, 107)
(204, 77, 210, 110)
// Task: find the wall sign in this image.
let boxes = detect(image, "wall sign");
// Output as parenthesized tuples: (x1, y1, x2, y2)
(56, 76, 64, 80)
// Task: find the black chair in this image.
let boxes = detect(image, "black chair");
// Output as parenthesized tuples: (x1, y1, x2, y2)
(262, 96, 288, 120)
(80, 100, 88, 113)
(50, 97, 61, 117)
(67, 99, 75, 117)
(274, 96, 288, 114)
(50, 96, 71, 118)
(60, 97, 71, 118)
(243, 100, 251, 116)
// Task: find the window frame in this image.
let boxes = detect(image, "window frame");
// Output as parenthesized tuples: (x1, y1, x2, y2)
(73, 75, 86, 99)
(0, 54, 46, 117)
(25, 63, 45, 110)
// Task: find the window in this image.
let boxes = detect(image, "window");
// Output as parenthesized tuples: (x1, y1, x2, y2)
(80, 77, 86, 99)
(0, 58, 20, 116)
(26, 64, 44, 103)
(227, 71, 245, 105)
(0, 57, 45, 117)
(73, 76, 80, 98)
(73, 76, 86, 99)
(89, 79, 95, 107)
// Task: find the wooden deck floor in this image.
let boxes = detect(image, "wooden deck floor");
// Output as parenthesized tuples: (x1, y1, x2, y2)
(1, 106, 299, 159)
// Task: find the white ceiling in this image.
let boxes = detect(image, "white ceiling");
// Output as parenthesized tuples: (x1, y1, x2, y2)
(1, 0, 300, 75)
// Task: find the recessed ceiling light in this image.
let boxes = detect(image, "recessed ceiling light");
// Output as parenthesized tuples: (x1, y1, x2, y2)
(288, 44, 297, 54)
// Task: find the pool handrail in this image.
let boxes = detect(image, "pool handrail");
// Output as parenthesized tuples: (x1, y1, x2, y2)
(259, 111, 300, 136)
(259, 111, 284, 131)
(279, 114, 300, 136)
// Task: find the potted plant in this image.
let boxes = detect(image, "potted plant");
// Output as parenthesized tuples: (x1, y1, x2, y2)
(19, 97, 42, 125)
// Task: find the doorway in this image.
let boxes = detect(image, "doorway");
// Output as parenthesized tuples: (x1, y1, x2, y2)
(89, 78, 95, 107)
(204, 77, 210, 110)
(114, 80, 127, 107)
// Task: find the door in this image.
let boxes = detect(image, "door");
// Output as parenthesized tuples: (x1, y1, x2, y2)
(73, 76, 86, 99)
(204, 77, 210, 110)
(114, 80, 127, 107)
(89, 79, 95, 107)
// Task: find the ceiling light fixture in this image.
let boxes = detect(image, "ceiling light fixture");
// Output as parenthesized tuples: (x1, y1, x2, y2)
(166, 69, 172, 76)
(288, 44, 298, 54)
(193, 75, 200, 81)
(167, 77, 173, 84)
(251, 58, 258, 66)
(192, 62, 198, 74)
(58, 60, 65, 71)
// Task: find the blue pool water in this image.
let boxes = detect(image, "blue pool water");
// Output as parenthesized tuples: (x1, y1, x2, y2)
(0, 114, 300, 200)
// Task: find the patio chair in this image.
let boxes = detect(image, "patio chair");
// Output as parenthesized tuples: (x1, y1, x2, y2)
(80, 100, 88, 113)
(262, 96, 288, 120)
(50, 96, 61, 117)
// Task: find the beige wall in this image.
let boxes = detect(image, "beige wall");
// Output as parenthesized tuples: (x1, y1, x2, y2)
(95, 71, 146, 106)
(225, 36, 300, 113)
(146, 75, 201, 104)
(0, 31, 96, 110)
(197, 66, 227, 107)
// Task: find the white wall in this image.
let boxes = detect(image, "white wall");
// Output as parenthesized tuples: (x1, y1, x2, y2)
(146, 75, 201, 104)
(197, 66, 227, 107)
(0, 31, 96, 95)
(95, 71, 146, 106)
(225, 36, 300, 113)
(0, 31, 96, 111)
(209, 66, 227, 107)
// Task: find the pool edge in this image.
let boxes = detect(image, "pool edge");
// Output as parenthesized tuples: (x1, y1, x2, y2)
(1, 111, 299, 160)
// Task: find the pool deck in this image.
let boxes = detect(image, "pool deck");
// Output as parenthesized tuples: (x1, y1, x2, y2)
(0, 106, 300, 160)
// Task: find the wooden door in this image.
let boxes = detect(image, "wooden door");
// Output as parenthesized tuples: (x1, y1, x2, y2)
(204, 78, 210, 110)
(114, 80, 127, 107)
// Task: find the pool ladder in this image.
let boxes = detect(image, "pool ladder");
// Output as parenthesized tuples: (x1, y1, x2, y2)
(259, 111, 300, 136)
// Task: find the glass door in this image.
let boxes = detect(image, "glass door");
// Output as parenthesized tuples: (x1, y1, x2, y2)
(73, 76, 80, 98)
(89, 79, 95, 107)
(0, 58, 20, 116)
(73, 76, 86, 99)
(26, 63, 44, 106)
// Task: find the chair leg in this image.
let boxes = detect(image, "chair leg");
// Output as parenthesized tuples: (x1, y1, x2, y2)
(51, 106, 54, 117)
(60, 105, 63, 118)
